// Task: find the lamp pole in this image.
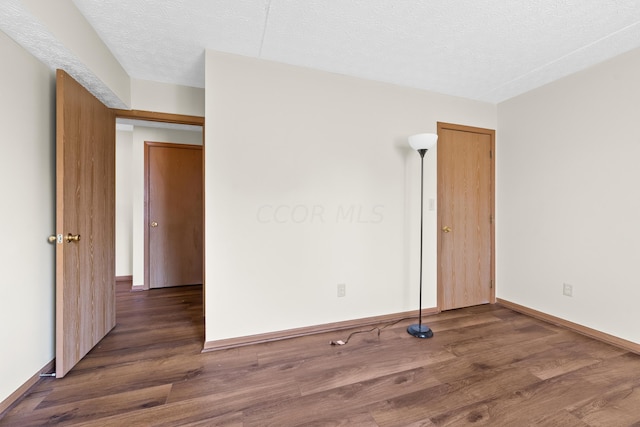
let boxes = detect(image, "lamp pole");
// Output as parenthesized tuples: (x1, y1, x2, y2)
(407, 133, 437, 339)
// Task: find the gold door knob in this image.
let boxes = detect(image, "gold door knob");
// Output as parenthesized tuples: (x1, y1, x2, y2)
(65, 233, 81, 243)
(150, 221, 158, 228)
(442, 226, 452, 233)
(48, 235, 57, 243)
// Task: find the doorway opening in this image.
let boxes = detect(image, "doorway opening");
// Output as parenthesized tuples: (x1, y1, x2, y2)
(115, 115, 204, 293)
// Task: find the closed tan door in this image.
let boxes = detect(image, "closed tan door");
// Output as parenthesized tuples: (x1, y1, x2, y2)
(55, 70, 116, 378)
(438, 122, 495, 310)
(146, 142, 203, 288)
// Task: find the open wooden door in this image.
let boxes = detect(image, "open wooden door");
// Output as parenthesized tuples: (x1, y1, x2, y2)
(55, 70, 116, 378)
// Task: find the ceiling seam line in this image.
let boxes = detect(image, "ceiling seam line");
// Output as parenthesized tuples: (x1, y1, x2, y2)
(481, 19, 640, 101)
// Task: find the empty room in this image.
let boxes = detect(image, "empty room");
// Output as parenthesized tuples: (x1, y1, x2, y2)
(1, 1, 640, 425)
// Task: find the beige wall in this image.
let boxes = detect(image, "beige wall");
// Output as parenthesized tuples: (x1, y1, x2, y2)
(0, 31, 56, 405)
(116, 129, 134, 276)
(497, 47, 640, 343)
(204, 51, 496, 342)
(131, 79, 205, 117)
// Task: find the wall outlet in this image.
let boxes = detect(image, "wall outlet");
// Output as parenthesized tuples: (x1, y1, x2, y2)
(337, 283, 346, 297)
(563, 283, 573, 297)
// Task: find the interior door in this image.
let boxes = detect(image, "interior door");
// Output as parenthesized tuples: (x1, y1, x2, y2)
(437, 122, 495, 310)
(145, 142, 203, 288)
(55, 70, 116, 378)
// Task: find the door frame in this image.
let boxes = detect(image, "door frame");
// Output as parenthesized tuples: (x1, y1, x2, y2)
(113, 109, 205, 293)
(436, 121, 496, 310)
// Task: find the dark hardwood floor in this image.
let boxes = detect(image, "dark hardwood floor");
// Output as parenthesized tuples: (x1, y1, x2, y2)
(3, 282, 640, 426)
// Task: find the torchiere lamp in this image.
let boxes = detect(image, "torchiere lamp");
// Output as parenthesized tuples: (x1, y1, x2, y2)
(407, 133, 438, 339)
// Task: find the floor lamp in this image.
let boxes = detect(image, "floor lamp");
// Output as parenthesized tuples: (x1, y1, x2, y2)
(407, 133, 438, 339)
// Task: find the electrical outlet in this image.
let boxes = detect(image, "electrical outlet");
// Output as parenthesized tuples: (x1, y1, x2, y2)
(337, 283, 346, 297)
(563, 283, 573, 297)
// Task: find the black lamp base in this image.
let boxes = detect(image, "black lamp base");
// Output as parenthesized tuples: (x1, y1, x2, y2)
(407, 324, 434, 339)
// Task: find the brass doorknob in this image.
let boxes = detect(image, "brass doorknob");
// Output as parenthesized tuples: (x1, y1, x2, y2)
(65, 233, 81, 242)
(442, 226, 452, 233)
(48, 235, 57, 243)
(150, 221, 158, 228)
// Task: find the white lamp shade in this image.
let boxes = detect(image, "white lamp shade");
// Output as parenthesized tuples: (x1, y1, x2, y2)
(408, 133, 438, 151)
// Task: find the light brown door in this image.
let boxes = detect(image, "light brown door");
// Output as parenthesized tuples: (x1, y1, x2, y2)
(145, 142, 203, 288)
(55, 70, 116, 378)
(437, 122, 495, 310)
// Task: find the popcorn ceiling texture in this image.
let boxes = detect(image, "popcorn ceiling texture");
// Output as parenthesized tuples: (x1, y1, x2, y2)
(0, 0, 128, 109)
(4, 1, 640, 104)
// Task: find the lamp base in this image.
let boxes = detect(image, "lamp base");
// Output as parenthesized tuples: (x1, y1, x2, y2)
(407, 324, 434, 339)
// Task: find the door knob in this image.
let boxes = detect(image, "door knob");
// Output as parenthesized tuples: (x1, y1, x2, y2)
(150, 221, 158, 228)
(442, 226, 452, 233)
(65, 233, 81, 243)
(48, 235, 57, 243)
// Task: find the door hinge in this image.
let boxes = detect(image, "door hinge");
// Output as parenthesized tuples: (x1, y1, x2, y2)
(490, 215, 493, 224)
(490, 150, 493, 159)
(490, 279, 494, 289)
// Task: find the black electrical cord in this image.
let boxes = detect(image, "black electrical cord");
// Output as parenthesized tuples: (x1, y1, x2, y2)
(329, 316, 416, 346)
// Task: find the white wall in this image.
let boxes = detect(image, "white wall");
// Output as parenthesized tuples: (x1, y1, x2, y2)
(497, 47, 640, 343)
(0, 31, 56, 405)
(204, 51, 496, 342)
(115, 129, 134, 276)
(131, 79, 205, 117)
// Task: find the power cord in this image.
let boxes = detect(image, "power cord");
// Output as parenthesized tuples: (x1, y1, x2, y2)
(329, 316, 415, 346)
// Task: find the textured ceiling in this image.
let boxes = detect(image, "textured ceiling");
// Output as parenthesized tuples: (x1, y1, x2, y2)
(70, 0, 640, 103)
(0, 0, 127, 108)
(3, 1, 640, 104)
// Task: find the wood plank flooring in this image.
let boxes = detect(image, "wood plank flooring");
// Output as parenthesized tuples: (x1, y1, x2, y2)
(2, 282, 640, 426)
